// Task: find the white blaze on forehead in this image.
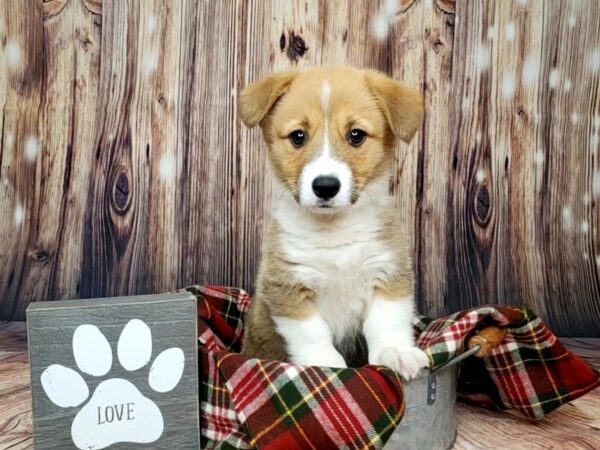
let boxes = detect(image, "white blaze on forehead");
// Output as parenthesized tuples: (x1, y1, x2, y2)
(321, 80, 331, 112)
(298, 80, 353, 209)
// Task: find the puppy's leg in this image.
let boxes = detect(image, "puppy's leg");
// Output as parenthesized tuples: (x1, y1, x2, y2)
(249, 271, 346, 368)
(273, 313, 347, 368)
(363, 293, 429, 380)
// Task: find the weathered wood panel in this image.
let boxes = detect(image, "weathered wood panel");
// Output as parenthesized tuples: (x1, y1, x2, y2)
(444, 0, 600, 335)
(1, 0, 599, 336)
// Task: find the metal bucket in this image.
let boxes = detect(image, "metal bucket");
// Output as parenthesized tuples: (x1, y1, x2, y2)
(385, 366, 457, 449)
(384, 327, 506, 450)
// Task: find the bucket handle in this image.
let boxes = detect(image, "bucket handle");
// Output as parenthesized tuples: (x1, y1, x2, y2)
(426, 326, 507, 405)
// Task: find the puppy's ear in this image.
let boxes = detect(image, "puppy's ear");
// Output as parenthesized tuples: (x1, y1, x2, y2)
(240, 71, 297, 128)
(364, 70, 424, 143)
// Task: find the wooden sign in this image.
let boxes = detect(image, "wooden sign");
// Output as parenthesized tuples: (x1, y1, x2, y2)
(26, 292, 199, 449)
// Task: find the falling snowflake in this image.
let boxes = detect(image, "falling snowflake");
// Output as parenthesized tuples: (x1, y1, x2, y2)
(505, 22, 516, 42)
(423, 0, 433, 10)
(534, 150, 544, 166)
(571, 112, 579, 125)
(15, 203, 25, 226)
(384, 0, 397, 15)
(476, 130, 482, 144)
(562, 206, 573, 231)
(462, 97, 469, 110)
(522, 56, 540, 85)
(159, 154, 176, 180)
(593, 171, 600, 198)
(5, 132, 14, 149)
(5, 39, 21, 68)
(142, 49, 158, 76)
(24, 136, 39, 162)
(372, 0, 397, 40)
(548, 69, 560, 88)
(372, 13, 389, 40)
(587, 48, 600, 73)
(501, 71, 516, 100)
(563, 79, 572, 92)
(568, 14, 576, 28)
(476, 169, 486, 183)
(146, 15, 158, 33)
(487, 25, 497, 40)
(581, 220, 589, 233)
(476, 44, 490, 72)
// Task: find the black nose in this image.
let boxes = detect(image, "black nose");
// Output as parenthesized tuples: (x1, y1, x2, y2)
(312, 176, 341, 200)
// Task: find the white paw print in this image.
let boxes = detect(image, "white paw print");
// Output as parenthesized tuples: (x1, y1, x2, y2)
(40, 319, 185, 450)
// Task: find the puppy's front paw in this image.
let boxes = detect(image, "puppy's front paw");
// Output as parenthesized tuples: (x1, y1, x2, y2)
(371, 346, 429, 380)
(291, 347, 347, 368)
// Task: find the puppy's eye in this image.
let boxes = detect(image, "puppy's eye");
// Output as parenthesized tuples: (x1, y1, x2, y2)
(289, 130, 307, 148)
(347, 129, 366, 147)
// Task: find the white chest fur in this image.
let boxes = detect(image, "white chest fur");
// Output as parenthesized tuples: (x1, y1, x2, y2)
(272, 192, 398, 344)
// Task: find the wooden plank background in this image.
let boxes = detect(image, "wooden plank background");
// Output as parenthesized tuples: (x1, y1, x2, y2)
(1, 0, 599, 336)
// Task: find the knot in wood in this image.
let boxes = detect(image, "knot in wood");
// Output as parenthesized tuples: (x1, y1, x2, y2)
(285, 31, 308, 63)
(111, 167, 131, 215)
(279, 33, 286, 52)
(474, 184, 492, 226)
(31, 248, 50, 263)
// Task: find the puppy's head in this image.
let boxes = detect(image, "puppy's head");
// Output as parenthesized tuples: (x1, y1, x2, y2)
(240, 66, 423, 212)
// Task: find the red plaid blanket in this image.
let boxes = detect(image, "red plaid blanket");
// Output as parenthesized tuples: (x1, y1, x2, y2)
(185, 285, 600, 449)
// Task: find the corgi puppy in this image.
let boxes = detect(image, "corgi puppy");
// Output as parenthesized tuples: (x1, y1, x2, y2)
(239, 66, 428, 380)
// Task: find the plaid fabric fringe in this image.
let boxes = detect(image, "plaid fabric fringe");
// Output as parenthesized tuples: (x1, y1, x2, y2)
(183, 285, 600, 449)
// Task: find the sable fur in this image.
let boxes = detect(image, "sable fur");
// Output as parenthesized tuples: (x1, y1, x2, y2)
(240, 66, 426, 376)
